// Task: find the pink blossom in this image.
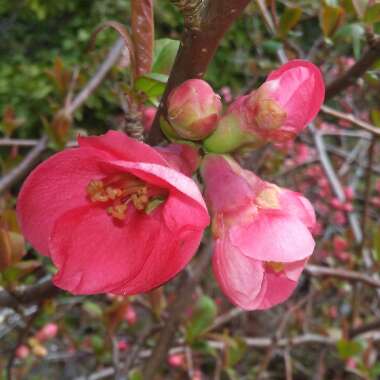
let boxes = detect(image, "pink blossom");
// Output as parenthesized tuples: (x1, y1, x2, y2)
(201, 155, 315, 310)
(123, 304, 137, 325)
(142, 107, 157, 133)
(35, 323, 58, 342)
(17, 131, 209, 295)
(117, 339, 129, 351)
(333, 236, 348, 252)
(168, 353, 185, 368)
(167, 79, 222, 140)
(204, 60, 324, 152)
(16, 345, 30, 359)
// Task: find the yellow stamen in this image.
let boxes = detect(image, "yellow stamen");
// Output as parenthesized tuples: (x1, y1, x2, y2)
(265, 261, 285, 273)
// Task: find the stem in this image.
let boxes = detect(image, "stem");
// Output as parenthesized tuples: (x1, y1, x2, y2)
(148, 0, 250, 144)
(142, 243, 211, 378)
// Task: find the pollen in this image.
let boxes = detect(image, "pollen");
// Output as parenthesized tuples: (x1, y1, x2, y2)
(86, 175, 163, 220)
(265, 261, 285, 273)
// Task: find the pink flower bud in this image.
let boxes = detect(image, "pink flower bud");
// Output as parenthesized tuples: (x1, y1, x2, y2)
(142, 107, 156, 133)
(333, 236, 348, 252)
(117, 339, 129, 351)
(168, 353, 185, 368)
(167, 79, 222, 140)
(16, 345, 30, 359)
(35, 323, 58, 342)
(123, 304, 137, 325)
(204, 60, 324, 153)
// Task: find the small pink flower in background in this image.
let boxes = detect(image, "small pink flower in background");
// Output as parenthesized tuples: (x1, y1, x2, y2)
(142, 106, 157, 133)
(123, 304, 137, 325)
(117, 339, 129, 351)
(219, 86, 232, 103)
(16, 345, 30, 359)
(204, 60, 324, 153)
(35, 323, 58, 342)
(201, 155, 315, 310)
(17, 131, 209, 295)
(168, 353, 185, 368)
(167, 79, 222, 140)
(333, 236, 348, 252)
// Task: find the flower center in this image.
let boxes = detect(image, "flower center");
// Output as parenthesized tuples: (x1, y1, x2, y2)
(265, 261, 285, 273)
(86, 174, 165, 220)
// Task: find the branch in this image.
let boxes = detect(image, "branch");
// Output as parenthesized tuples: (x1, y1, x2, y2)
(66, 38, 124, 115)
(321, 105, 380, 136)
(0, 136, 48, 195)
(142, 242, 211, 379)
(0, 279, 60, 309)
(325, 36, 380, 100)
(148, 0, 250, 144)
(0, 39, 124, 194)
(305, 265, 380, 288)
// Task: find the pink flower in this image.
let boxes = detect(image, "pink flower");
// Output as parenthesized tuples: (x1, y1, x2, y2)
(17, 131, 209, 295)
(142, 106, 157, 133)
(123, 304, 137, 325)
(16, 345, 30, 359)
(204, 60, 324, 152)
(168, 353, 185, 368)
(167, 79, 222, 140)
(201, 155, 315, 310)
(35, 323, 58, 342)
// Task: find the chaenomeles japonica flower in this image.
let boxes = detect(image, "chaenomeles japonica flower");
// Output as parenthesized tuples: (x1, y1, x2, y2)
(17, 131, 209, 295)
(201, 154, 316, 310)
(203, 60, 325, 153)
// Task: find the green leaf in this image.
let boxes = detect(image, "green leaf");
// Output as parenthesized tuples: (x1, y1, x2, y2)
(336, 339, 363, 359)
(186, 295, 217, 343)
(371, 109, 380, 127)
(363, 3, 380, 23)
(153, 39, 180, 75)
(134, 72, 168, 100)
(372, 227, 380, 261)
(278, 7, 302, 38)
(129, 368, 143, 380)
(352, 0, 369, 18)
(83, 301, 103, 318)
(320, 1, 344, 37)
(226, 337, 247, 368)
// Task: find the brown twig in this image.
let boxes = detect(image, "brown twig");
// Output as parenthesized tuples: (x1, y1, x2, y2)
(6, 305, 41, 380)
(0, 39, 124, 195)
(148, 0, 250, 144)
(0, 136, 48, 195)
(305, 265, 380, 288)
(349, 318, 380, 339)
(142, 242, 211, 379)
(360, 137, 376, 253)
(325, 36, 380, 100)
(0, 278, 60, 308)
(321, 105, 380, 136)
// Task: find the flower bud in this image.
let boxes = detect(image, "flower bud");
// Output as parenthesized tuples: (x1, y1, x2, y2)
(35, 323, 58, 342)
(167, 79, 222, 141)
(204, 60, 324, 153)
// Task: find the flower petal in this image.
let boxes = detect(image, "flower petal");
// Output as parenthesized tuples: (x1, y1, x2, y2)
(279, 189, 316, 230)
(267, 60, 325, 130)
(17, 147, 112, 256)
(154, 143, 200, 176)
(78, 130, 168, 165)
(229, 210, 315, 262)
(50, 205, 168, 294)
(102, 160, 209, 214)
(213, 233, 264, 310)
(255, 271, 298, 310)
